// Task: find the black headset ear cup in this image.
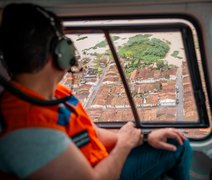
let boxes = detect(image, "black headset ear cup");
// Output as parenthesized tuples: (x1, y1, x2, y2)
(51, 37, 76, 70)
(35, 7, 77, 70)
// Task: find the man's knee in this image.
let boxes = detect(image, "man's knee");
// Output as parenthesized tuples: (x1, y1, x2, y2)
(174, 138, 192, 164)
(168, 138, 191, 149)
(179, 139, 192, 154)
(183, 139, 191, 150)
(167, 138, 192, 159)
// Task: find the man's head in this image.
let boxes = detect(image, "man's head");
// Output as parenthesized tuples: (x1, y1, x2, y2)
(0, 3, 76, 76)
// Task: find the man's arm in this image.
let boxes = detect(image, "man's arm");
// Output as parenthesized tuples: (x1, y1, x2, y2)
(28, 122, 141, 180)
(94, 121, 187, 152)
(94, 125, 118, 152)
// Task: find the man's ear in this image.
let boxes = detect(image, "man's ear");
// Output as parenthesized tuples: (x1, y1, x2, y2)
(47, 53, 56, 68)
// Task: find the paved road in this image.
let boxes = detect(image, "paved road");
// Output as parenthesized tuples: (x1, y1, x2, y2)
(85, 66, 109, 108)
(176, 67, 184, 120)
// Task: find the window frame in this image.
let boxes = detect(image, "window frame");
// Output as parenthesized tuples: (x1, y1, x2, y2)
(63, 14, 211, 129)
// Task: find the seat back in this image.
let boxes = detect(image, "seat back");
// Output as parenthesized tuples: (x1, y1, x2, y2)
(0, 170, 18, 180)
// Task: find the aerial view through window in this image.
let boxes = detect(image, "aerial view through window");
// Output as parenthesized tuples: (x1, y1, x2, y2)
(61, 19, 211, 138)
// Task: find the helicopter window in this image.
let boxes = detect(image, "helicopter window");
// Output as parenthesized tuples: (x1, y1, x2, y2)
(61, 17, 211, 139)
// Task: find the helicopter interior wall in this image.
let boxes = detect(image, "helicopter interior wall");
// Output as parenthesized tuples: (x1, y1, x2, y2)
(0, 59, 8, 93)
(0, 1, 211, 179)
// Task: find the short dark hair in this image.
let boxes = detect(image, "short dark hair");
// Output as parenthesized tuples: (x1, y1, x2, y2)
(0, 3, 63, 75)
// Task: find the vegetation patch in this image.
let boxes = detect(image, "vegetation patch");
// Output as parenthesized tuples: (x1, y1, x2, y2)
(171, 51, 183, 59)
(88, 36, 121, 50)
(112, 36, 120, 41)
(117, 34, 170, 75)
(76, 36, 88, 41)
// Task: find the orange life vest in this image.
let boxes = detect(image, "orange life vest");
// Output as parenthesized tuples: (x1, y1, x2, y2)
(0, 81, 108, 166)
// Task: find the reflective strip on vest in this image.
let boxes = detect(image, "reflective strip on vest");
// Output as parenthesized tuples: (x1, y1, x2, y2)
(71, 130, 90, 148)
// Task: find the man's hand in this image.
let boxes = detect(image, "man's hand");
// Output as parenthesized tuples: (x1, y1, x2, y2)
(148, 128, 186, 151)
(117, 122, 142, 151)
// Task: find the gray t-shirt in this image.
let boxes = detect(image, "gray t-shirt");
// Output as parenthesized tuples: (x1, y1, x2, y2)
(0, 128, 71, 179)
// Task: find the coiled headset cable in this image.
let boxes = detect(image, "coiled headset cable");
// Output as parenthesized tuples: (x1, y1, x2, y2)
(0, 74, 71, 106)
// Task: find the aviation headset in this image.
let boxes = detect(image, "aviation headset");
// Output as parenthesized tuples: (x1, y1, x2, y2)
(0, 5, 78, 106)
(36, 6, 77, 71)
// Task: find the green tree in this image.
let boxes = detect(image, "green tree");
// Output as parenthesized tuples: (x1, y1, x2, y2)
(118, 34, 170, 73)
